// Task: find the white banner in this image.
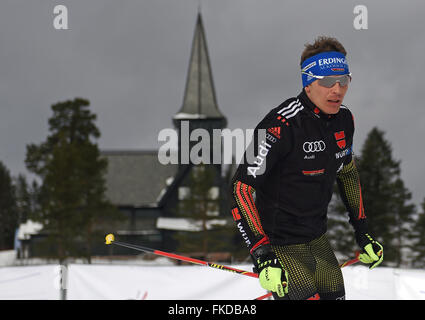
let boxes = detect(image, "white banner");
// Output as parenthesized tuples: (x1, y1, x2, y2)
(67, 264, 266, 300)
(0, 265, 59, 300)
(0, 264, 424, 300)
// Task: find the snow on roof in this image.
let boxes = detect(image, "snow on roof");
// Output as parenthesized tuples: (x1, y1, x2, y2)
(17, 220, 43, 240)
(173, 113, 207, 120)
(156, 217, 227, 232)
(156, 176, 175, 203)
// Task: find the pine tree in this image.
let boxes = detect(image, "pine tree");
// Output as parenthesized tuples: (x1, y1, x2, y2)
(0, 161, 18, 250)
(390, 178, 416, 267)
(411, 198, 425, 268)
(25, 98, 120, 263)
(14, 174, 40, 224)
(327, 181, 357, 261)
(328, 127, 416, 267)
(356, 127, 416, 267)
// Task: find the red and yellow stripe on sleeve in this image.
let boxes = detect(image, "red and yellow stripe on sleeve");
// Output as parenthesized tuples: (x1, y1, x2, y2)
(233, 180, 266, 237)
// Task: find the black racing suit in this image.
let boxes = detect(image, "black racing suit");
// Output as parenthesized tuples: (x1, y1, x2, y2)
(230, 89, 368, 300)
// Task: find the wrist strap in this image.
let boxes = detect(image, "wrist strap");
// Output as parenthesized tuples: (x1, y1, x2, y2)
(250, 236, 270, 253)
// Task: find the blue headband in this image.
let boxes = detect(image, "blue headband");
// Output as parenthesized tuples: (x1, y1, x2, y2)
(301, 51, 350, 87)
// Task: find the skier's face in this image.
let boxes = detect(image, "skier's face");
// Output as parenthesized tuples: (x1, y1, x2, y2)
(305, 77, 349, 114)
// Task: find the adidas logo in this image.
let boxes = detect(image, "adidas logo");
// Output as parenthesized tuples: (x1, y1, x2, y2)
(267, 127, 281, 139)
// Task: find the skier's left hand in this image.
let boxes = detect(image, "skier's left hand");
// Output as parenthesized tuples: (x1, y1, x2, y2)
(357, 233, 383, 269)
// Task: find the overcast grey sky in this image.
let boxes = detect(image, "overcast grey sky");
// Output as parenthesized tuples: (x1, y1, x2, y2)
(1, 0, 424, 207)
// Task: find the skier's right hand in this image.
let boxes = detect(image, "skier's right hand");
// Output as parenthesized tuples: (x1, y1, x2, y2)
(252, 246, 288, 297)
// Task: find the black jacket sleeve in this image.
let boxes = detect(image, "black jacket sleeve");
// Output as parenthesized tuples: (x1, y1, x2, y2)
(229, 108, 293, 255)
(336, 110, 369, 246)
(336, 158, 368, 234)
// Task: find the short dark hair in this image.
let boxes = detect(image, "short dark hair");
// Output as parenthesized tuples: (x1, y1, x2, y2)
(300, 36, 347, 66)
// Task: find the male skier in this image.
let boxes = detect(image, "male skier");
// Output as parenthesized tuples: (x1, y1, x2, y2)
(230, 36, 383, 300)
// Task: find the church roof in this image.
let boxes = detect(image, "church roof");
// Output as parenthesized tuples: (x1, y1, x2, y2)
(174, 13, 226, 122)
(101, 150, 178, 207)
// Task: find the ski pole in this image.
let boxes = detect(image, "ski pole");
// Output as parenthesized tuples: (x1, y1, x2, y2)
(338, 252, 360, 268)
(104, 233, 259, 278)
(255, 253, 361, 300)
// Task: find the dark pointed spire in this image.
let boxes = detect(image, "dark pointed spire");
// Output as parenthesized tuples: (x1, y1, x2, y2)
(174, 13, 226, 126)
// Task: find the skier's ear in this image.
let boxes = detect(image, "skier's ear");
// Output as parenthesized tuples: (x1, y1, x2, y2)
(305, 85, 311, 94)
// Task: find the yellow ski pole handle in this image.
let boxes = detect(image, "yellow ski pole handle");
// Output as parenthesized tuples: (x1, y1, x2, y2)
(105, 233, 115, 245)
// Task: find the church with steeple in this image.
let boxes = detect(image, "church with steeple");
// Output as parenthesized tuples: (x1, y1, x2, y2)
(100, 12, 231, 255)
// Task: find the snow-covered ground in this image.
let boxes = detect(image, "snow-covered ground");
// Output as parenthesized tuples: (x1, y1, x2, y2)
(0, 255, 424, 300)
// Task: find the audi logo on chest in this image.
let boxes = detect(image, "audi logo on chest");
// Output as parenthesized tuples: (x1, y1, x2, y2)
(303, 140, 326, 153)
